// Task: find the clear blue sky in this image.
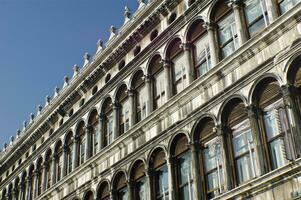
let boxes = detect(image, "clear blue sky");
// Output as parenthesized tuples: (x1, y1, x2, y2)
(0, 0, 139, 146)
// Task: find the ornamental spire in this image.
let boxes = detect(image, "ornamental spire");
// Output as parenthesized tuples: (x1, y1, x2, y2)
(109, 25, 117, 40)
(54, 87, 60, 97)
(73, 64, 80, 77)
(138, 0, 146, 10)
(96, 40, 104, 53)
(63, 76, 69, 88)
(124, 6, 131, 24)
(83, 52, 90, 66)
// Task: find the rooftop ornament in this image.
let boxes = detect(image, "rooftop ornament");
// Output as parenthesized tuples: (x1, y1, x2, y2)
(138, 0, 146, 10)
(37, 105, 43, 115)
(108, 25, 117, 41)
(16, 129, 21, 138)
(45, 95, 51, 106)
(9, 136, 14, 145)
(3, 143, 7, 151)
(83, 53, 91, 66)
(54, 87, 60, 97)
(23, 121, 27, 131)
(30, 113, 35, 123)
(72, 64, 80, 78)
(63, 76, 69, 88)
(96, 40, 104, 53)
(124, 6, 131, 25)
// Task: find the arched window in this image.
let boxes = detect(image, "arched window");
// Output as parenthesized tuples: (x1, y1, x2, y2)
(187, 19, 211, 78)
(20, 172, 27, 200)
(212, 1, 238, 59)
(221, 98, 256, 185)
(132, 71, 147, 123)
(7, 184, 12, 200)
(45, 150, 52, 189)
(113, 172, 128, 200)
(279, 0, 300, 13)
(253, 77, 291, 170)
(116, 85, 130, 135)
(65, 132, 73, 175)
(166, 38, 186, 95)
(28, 165, 35, 200)
(76, 121, 86, 166)
(88, 110, 99, 156)
(287, 57, 301, 112)
(244, 0, 269, 37)
(97, 181, 110, 200)
(149, 55, 165, 110)
(36, 158, 43, 196)
(149, 148, 169, 200)
(54, 141, 63, 183)
(1, 188, 6, 200)
(130, 160, 147, 200)
(171, 134, 193, 200)
(14, 177, 20, 200)
(84, 191, 94, 200)
(101, 98, 114, 146)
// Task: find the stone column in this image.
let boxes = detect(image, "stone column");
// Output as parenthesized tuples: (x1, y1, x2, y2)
(51, 154, 57, 186)
(230, 0, 248, 46)
(190, 141, 202, 200)
(181, 43, 195, 85)
(42, 162, 47, 192)
(72, 135, 79, 170)
(247, 105, 267, 176)
(99, 113, 105, 149)
(145, 168, 153, 200)
(266, 0, 279, 23)
(128, 90, 135, 127)
(85, 125, 93, 160)
(12, 187, 18, 200)
(110, 189, 115, 200)
(127, 180, 134, 200)
(282, 85, 301, 158)
(166, 156, 176, 200)
(145, 75, 154, 116)
(33, 170, 39, 198)
(162, 60, 173, 101)
(204, 22, 219, 66)
(26, 177, 31, 200)
(112, 102, 119, 141)
(215, 125, 233, 191)
(19, 183, 25, 200)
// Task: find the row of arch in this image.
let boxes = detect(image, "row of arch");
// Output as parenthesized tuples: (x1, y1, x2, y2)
(3, 55, 301, 199)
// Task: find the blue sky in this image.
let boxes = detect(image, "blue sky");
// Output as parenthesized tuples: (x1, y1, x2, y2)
(0, 0, 139, 146)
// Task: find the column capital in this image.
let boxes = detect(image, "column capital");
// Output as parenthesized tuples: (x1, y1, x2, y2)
(246, 104, 259, 118)
(112, 102, 119, 109)
(143, 74, 153, 82)
(203, 21, 218, 31)
(85, 125, 94, 132)
(281, 84, 293, 97)
(180, 42, 192, 51)
(160, 59, 172, 68)
(228, 0, 244, 8)
(63, 144, 69, 152)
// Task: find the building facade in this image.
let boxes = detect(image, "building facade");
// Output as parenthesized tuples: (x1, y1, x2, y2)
(1, 0, 301, 199)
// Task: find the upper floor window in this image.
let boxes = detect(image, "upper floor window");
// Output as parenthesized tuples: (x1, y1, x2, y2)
(101, 98, 114, 146)
(88, 110, 99, 156)
(54, 141, 63, 183)
(45, 150, 52, 189)
(65, 131, 74, 175)
(149, 55, 165, 110)
(132, 70, 147, 123)
(150, 30, 158, 41)
(97, 181, 110, 200)
(36, 158, 43, 196)
(116, 84, 130, 135)
(76, 121, 86, 167)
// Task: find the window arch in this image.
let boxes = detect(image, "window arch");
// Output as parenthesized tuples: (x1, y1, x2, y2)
(166, 38, 186, 95)
(148, 55, 165, 110)
(65, 131, 73, 175)
(287, 56, 301, 112)
(84, 191, 94, 200)
(116, 84, 130, 135)
(101, 97, 114, 146)
(221, 98, 256, 186)
(252, 77, 291, 170)
(113, 172, 128, 200)
(88, 109, 99, 156)
(149, 148, 169, 200)
(211, 1, 238, 59)
(130, 160, 147, 200)
(36, 157, 43, 196)
(44, 149, 52, 189)
(76, 121, 86, 167)
(170, 134, 193, 200)
(131, 70, 147, 123)
(54, 141, 63, 183)
(193, 116, 224, 199)
(97, 181, 110, 200)
(187, 19, 211, 78)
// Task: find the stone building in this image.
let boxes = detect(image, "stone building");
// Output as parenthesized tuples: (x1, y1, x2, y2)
(1, 0, 301, 199)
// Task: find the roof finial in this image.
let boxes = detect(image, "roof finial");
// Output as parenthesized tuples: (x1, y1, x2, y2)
(16, 129, 21, 138)
(45, 95, 51, 106)
(73, 64, 80, 77)
(10, 136, 14, 145)
(37, 105, 43, 115)
(96, 40, 104, 53)
(30, 113, 35, 123)
(3, 143, 7, 151)
(109, 25, 117, 40)
(83, 53, 90, 66)
(23, 121, 27, 131)
(54, 87, 60, 97)
(138, 0, 146, 9)
(63, 76, 69, 88)
(124, 6, 131, 24)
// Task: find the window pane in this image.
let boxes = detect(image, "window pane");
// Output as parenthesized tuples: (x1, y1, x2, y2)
(264, 110, 280, 140)
(173, 53, 186, 94)
(218, 13, 236, 45)
(178, 153, 193, 200)
(136, 178, 147, 200)
(157, 165, 169, 199)
(154, 71, 166, 109)
(194, 33, 211, 77)
(270, 138, 286, 169)
(280, 0, 300, 13)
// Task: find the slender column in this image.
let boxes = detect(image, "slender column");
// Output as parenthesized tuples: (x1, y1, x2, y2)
(99, 113, 105, 149)
(181, 43, 195, 85)
(26, 177, 31, 200)
(128, 89, 136, 127)
(229, 0, 248, 46)
(12, 187, 18, 200)
(127, 180, 134, 200)
(33, 170, 39, 198)
(85, 125, 93, 160)
(72, 135, 79, 170)
(204, 22, 219, 66)
(19, 183, 25, 200)
(190, 141, 202, 200)
(161, 60, 173, 101)
(247, 105, 268, 175)
(282, 85, 301, 158)
(166, 156, 176, 200)
(145, 75, 154, 116)
(42, 162, 47, 192)
(215, 125, 233, 191)
(110, 189, 115, 200)
(112, 102, 119, 141)
(266, 0, 279, 23)
(51, 154, 57, 186)
(145, 168, 153, 200)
